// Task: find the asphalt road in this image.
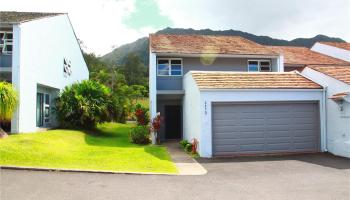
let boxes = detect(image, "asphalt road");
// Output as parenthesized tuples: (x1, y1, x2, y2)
(1, 153, 350, 200)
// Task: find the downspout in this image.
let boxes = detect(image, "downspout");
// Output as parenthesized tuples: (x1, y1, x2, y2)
(323, 86, 328, 152)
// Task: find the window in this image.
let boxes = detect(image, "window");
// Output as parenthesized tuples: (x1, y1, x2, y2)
(248, 60, 271, 72)
(260, 61, 271, 72)
(157, 58, 182, 76)
(248, 61, 259, 72)
(0, 31, 13, 55)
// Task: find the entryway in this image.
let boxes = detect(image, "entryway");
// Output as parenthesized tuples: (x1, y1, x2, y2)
(165, 105, 182, 140)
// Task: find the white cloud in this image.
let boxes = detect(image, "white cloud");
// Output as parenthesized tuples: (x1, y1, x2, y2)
(1, 0, 349, 55)
(157, 0, 350, 41)
(0, 0, 154, 56)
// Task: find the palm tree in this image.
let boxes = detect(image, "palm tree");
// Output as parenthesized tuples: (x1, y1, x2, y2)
(0, 82, 18, 138)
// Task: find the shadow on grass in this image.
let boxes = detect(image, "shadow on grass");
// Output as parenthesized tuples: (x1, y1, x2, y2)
(82, 123, 172, 161)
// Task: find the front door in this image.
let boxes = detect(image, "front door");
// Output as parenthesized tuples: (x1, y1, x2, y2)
(165, 105, 182, 139)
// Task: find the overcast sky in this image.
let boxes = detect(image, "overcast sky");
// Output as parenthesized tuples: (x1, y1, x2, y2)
(1, 0, 349, 56)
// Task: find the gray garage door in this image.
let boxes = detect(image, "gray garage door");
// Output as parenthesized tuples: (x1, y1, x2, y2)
(212, 102, 320, 156)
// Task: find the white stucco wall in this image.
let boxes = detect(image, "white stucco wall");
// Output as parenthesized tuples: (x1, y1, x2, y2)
(149, 53, 158, 144)
(183, 72, 201, 153)
(302, 67, 350, 158)
(311, 43, 350, 62)
(12, 14, 89, 133)
(197, 89, 324, 157)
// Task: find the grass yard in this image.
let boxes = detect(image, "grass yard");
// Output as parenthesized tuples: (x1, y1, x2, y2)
(0, 123, 177, 174)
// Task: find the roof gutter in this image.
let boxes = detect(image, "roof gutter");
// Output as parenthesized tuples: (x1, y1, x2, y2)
(199, 88, 324, 92)
(154, 52, 280, 58)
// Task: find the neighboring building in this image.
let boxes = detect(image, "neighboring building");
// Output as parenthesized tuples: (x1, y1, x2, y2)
(302, 65, 350, 158)
(267, 46, 348, 71)
(149, 34, 325, 157)
(311, 42, 350, 62)
(0, 11, 89, 133)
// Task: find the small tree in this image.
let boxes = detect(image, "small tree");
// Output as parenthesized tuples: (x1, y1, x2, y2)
(0, 82, 18, 137)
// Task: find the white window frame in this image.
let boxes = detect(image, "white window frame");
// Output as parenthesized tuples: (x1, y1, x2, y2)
(157, 58, 183, 76)
(0, 31, 13, 55)
(247, 60, 271, 72)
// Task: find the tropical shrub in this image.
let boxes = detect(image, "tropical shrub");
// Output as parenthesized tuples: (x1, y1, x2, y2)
(129, 125, 150, 144)
(150, 113, 162, 144)
(180, 140, 190, 149)
(0, 82, 18, 136)
(134, 103, 149, 126)
(180, 139, 198, 154)
(0, 82, 18, 121)
(55, 80, 111, 129)
(185, 143, 193, 153)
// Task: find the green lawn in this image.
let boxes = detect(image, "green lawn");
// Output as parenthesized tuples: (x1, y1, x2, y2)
(0, 123, 177, 174)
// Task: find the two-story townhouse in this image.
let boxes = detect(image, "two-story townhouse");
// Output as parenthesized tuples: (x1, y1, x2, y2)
(0, 11, 89, 133)
(149, 34, 325, 158)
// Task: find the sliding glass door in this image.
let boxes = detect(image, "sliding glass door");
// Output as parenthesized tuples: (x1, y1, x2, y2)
(36, 93, 44, 127)
(36, 93, 50, 127)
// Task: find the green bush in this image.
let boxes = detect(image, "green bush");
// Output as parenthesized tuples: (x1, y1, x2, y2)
(180, 140, 190, 148)
(185, 143, 193, 153)
(0, 82, 18, 122)
(55, 80, 111, 129)
(129, 125, 150, 144)
(180, 140, 193, 153)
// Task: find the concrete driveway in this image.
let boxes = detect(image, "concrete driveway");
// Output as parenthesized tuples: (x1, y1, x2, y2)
(1, 153, 349, 200)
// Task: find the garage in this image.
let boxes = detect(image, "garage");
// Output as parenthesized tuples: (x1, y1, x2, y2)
(212, 102, 320, 156)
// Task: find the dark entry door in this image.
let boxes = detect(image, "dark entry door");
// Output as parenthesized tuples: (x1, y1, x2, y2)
(165, 105, 182, 139)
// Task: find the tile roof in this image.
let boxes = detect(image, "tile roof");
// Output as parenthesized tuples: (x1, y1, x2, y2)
(0, 11, 63, 24)
(150, 34, 278, 56)
(306, 65, 350, 85)
(267, 46, 349, 66)
(319, 42, 350, 51)
(190, 71, 322, 89)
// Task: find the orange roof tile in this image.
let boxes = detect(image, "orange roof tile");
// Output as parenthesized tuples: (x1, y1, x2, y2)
(306, 65, 350, 85)
(190, 71, 322, 89)
(319, 42, 350, 51)
(150, 34, 278, 56)
(267, 46, 349, 66)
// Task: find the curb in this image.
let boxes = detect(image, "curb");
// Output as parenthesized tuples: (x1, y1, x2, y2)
(0, 166, 178, 176)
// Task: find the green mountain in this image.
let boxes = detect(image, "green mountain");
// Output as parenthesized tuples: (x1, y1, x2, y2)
(101, 27, 346, 66)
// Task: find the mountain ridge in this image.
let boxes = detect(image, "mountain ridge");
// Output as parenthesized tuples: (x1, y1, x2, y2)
(101, 27, 346, 66)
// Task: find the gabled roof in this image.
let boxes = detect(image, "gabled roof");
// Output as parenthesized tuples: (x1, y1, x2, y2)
(149, 34, 279, 56)
(190, 71, 322, 89)
(319, 42, 350, 51)
(0, 11, 64, 24)
(267, 46, 349, 66)
(306, 65, 350, 85)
